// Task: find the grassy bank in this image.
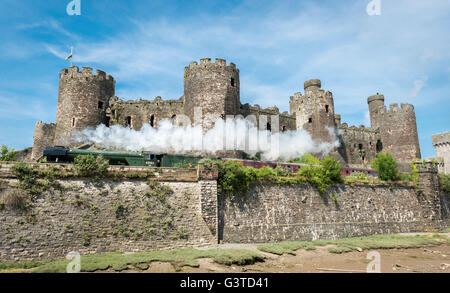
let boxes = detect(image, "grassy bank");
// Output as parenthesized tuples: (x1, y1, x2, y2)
(257, 234, 450, 255)
(0, 248, 264, 273)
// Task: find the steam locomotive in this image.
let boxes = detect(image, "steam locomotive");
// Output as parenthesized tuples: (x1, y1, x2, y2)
(43, 146, 377, 177)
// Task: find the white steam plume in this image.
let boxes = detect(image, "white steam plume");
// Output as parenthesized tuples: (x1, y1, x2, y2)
(74, 118, 340, 161)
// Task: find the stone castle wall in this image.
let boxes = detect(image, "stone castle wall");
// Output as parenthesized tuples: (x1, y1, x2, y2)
(0, 162, 448, 261)
(0, 163, 218, 262)
(106, 96, 185, 130)
(219, 184, 448, 243)
(337, 124, 380, 168)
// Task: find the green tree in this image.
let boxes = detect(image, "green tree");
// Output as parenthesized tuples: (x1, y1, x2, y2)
(371, 153, 400, 181)
(0, 145, 17, 162)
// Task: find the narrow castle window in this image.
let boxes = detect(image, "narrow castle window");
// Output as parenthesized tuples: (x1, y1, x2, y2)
(325, 105, 329, 113)
(126, 116, 132, 128)
(308, 118, 312, 123)
(358, 144, 363, 150)
(231, 78, 235, 87)
(149, 115, 155, 127)
(376, 140, 383, 152)
(98, 101, 104, 109)
(267, 123, 271, 132)
(72, 118, 75, 127)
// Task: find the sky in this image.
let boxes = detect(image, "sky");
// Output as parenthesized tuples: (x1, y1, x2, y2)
(0, 0, 449, 159)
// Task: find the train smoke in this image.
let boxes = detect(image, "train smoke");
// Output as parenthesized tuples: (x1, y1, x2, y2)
(74, 118, 340, 161)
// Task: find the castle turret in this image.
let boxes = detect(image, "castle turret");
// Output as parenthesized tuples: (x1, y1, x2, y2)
(31, 121, 56, 161)
(367, 93, 385, 130)
(183, 58, 240, 130)
(54, 66, 115, 145)
(289, 79, 336, 143)
(367, 95, 421, 170)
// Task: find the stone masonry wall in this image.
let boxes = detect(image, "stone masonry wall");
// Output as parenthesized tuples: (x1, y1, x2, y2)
(219, 184, 447, 243)
(0, 178, 216, 262)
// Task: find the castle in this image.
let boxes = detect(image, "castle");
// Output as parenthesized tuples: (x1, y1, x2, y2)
(31, 58, 422, 170)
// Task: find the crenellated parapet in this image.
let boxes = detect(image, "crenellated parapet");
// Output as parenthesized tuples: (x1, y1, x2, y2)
(432, 132, 450, 147)
(60, 66, 114, 83)
(184, 58, 239, 81)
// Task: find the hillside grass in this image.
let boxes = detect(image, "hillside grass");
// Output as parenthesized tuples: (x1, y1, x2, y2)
(257, 234, 450, 255)
(0, 248, 264, 273)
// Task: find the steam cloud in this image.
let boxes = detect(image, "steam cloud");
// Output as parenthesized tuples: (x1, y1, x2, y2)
(74, 118, 340, 161)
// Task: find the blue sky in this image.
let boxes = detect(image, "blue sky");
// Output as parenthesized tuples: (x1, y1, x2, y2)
(0, 0, 449, 159)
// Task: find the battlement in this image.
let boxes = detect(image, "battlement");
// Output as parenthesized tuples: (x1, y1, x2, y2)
(385, 102, 415, 114)
(110, 95, 184, 106)
(60, 66, 114, 81)
(432, 132, 450, 146)
(339, 123, 377, 133)
(289, 92, 303, 101)
(185, 58, 238, 72)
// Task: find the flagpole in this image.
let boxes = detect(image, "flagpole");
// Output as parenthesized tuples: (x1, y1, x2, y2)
(70, 47, 73, 67)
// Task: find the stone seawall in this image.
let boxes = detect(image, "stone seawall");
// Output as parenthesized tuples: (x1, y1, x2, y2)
(0, 161, 448, 262)
(0, 179, 216, 262)
(219, 184, 448, 243)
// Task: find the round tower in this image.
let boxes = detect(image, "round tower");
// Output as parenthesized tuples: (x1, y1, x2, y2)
(183, 58, 240, 130)
(54, 66, 115, 145)
(367, 93, 385, 129)
(290, 79, 336, 143)
(31, 121, 56, 161)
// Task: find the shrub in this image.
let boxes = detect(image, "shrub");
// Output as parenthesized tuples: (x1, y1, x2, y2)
(0, 188, 29, 209)
(74, 155, 109, 178)
(12, 162, 37, 191)
(289, 153, 321, 165)
(0, 145, 17, 162)
(297, 155, 343, 194)
(217, 160, 254, 195)
(411, 160, 419, 182)
(439, 174, 450, 194)
(371, 153, 400, 181)
(198, 158, 219, 170)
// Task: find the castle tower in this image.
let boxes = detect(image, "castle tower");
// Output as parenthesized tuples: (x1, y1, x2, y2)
(31, 121, 56, 161)
(289, 79, 336, 143)
(183, 58, 240, 130)
(432, 132, 450, 174)
(54, 66, 115, 145)
(367, 95, 421, 169)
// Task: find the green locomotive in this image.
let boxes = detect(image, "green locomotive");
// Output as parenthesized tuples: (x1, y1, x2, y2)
(43, 147, 203, 168)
